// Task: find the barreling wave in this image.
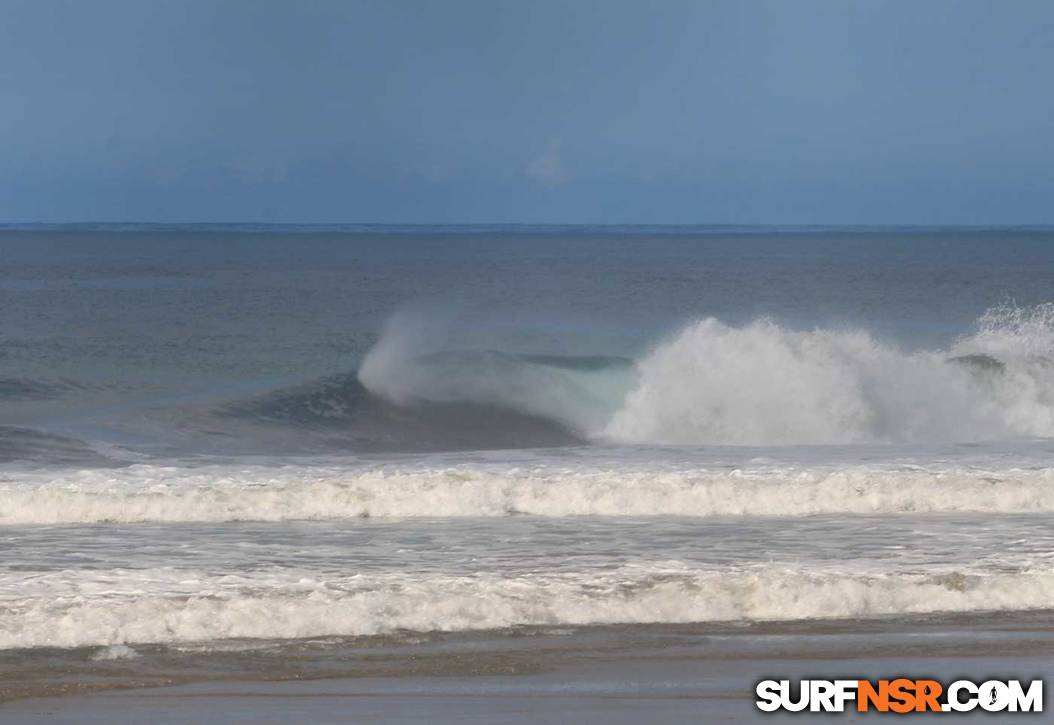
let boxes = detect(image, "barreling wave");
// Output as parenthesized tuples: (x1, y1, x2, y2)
(195, 313, 634, 451)
(9, 303, 1054, 461)
(4, 462, 1054, 524)
(216, 372, 584, 452)
(7, 562, 1054, 649)
(350, 301, 1054, 448)
(357, 307, 637, 434)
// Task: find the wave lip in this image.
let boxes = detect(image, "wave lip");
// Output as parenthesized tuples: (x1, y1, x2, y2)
(343, 302, 1054, 450)
(6, 563, 1054, 649)
(4, 462, 1054, 524)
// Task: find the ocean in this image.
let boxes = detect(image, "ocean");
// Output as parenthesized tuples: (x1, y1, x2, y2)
(4, 226, 1054, 705)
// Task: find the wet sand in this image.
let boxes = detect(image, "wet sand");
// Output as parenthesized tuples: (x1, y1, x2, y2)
(4, 614, 1054, 723)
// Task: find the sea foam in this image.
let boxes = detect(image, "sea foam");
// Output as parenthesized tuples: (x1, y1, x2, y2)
(605, 304, 1054, 445)
(7, 563, 1054, 649)
(357, 303, 1054, 446)
(3, 461, 1054, 524)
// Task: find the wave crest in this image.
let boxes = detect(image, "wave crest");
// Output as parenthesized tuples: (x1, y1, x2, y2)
(605, 305, 1054, 445)
(358, 307, 635, 435)
(5, 462, 1054, 524)
(92, 302, 1054, 456)
(8, 563, 1054, 648)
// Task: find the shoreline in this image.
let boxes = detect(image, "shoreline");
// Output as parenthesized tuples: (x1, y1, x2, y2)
(5, 613, 1054, 721)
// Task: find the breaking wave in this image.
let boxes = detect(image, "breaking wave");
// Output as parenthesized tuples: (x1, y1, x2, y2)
(350, 302, 1054, 448)
(7, 303, 1054, 462)
(606, 303, 1054, 445)
(7, 563, 1054, 649)
(216, 373, 584, 452)
(357, 306, 636, 434)
(5, 461, 1054, 524)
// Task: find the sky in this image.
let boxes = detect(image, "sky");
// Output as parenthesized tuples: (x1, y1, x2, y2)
(1, 0, 1052, 225)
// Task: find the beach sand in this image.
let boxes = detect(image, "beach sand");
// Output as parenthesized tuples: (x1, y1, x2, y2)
(4, 614, 1053, 723)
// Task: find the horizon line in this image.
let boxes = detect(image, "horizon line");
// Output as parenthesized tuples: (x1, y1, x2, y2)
(3, 221, 1054, 234)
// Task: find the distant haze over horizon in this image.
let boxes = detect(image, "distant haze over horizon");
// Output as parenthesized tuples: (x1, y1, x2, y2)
(2, 0, 1053, 226)
(4, 222, 1054, 233)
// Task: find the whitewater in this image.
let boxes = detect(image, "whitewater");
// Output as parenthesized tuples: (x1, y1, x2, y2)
(5, 456, 1054, 524)
(5, 228, 1054, 659)
(359, 301, 1054, 446)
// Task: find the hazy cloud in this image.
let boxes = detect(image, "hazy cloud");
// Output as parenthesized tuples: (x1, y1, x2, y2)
(2, 1, 1053, 223)
(526, 139, 568, 186)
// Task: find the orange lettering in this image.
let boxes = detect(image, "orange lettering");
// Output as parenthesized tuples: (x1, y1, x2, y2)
(915, 680, 943, 712)
(858, 680, 888, 712)
(887, 678, 916, 714)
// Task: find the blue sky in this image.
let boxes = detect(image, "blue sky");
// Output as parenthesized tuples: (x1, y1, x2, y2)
(2, 0, 1052, 225)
